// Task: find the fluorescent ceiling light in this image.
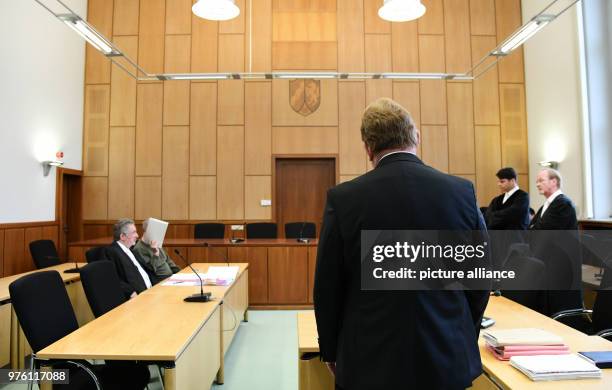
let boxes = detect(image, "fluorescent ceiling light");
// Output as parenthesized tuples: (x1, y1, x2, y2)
(378, 0, 426, 22)
(58, 15, 119, 56)
(273, 72, 338, 79)
(192, 0, 240, 21)
(495, 15, 555, 55)
(160, 73, 232, 80)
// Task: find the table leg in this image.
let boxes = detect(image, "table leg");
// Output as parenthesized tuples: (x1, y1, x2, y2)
(10, 306, 19, 369)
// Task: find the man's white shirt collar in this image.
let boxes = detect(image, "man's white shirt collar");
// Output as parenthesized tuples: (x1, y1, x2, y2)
(502, 186, 519, 204)
(377, 150, 416, 166)
(117, 241, 152, 289)
(541, 189, 563, 217)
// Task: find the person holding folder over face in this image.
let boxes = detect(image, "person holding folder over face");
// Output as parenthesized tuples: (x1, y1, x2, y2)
(313, 98, 490, 390)
(132, 217, 179, 281)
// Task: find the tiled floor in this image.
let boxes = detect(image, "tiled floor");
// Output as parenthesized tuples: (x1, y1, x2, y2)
(0, 310, 302, 390)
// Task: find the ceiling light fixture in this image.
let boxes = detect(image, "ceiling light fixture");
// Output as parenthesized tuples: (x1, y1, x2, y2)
(57, 14, 120, 56)
(378, 0, 426, 22)
(192, 0, 240, 21)
(42, 160, 64, 177)
(492, 15, 556, 56)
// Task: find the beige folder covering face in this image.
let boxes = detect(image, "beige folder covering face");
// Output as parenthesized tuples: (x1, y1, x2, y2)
(142, 218, 169, 247)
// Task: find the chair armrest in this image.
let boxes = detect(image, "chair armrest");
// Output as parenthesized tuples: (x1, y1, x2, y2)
(551, 308, 593, 321)
(596, 328, 612, 340)
(37, 358, 101, 390)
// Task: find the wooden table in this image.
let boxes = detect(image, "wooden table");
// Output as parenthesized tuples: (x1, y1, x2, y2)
(69, 238, 318, 308)
(37, 263, 249, 390)
(297, 296, 612, 390)
(0, 263, 93, 369)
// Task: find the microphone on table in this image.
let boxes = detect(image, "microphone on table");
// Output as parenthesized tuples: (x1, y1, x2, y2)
(174, 249, 211, 302)
(63, 256, 80, 274)
(203, 242, 230, 267)
(296, 222, 310, 244)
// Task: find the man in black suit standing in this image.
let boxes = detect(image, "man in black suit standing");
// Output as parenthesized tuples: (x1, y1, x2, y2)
(485, 167, 530, 230)
(106, 219, 154, 299)
(529, 168, 581, 315)
(313, 98, 489, 390)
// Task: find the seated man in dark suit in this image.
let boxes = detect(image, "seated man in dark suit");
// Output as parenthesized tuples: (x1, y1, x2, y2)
(529, 168, 581, 315)
(106, 218, 154, 299)
(314, 98, 489, 390)
(485, 167, 530, 230)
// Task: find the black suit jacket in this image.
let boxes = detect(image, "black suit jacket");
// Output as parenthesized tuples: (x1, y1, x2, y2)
(485, 189, 530, 230)
(313, 153, 490, 390)
(528, 194, 581, 315)
(106, 242, 152, 299)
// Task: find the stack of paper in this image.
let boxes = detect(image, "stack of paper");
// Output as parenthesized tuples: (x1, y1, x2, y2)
(482, 328, 569, 361)
(203, 266, 239, 286)
(510, 354, 601, 381)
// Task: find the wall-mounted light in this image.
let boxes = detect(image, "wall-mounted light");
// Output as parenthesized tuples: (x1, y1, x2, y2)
(42, 160, 64, 177)
(538, 160, 559, 169)
(192, 0, 240, 21)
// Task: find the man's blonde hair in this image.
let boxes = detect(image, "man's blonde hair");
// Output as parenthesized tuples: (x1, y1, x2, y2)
(360, 98, 418, 155)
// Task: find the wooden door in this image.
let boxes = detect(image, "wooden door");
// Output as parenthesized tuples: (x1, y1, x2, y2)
(274, 158, 336, 238)
(59, 169, 82, 259)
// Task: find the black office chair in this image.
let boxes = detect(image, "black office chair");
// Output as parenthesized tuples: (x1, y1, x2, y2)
(29, 239, 61, 269)
(194, 223, 225, 239)
(9, 271, 150, 390)
(85, 246, 110, 263)
(80, 261, 127, 317)
(285, 222, 316, 239)
(500, 255, 546, 313)
(246, 223, 278, 239)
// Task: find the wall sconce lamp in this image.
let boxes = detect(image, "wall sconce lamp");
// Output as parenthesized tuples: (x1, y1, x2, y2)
(538, 161, 559, 169)
(42, 160, 64, 177)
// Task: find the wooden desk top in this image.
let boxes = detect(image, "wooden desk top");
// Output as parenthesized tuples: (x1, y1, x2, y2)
(69, 238, 318, 247)
(297, 296, 612, 389)
(0, 263, 86, 302)
(37, 263, 248, 361)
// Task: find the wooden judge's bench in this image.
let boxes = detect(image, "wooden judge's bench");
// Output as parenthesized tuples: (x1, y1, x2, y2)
(68, 238, 318, 308)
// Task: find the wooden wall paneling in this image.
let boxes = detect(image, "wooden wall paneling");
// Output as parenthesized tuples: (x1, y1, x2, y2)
(190, 82, 218, 175)
(165, 35, 191, 73)
(393, 81, 422, 156)
(365, 34, 392, 72)
(219, 0, 245, 33)
(272, 8, 337, 41)
(268, 247, 308, 303)
(245, 176, 272, 220)
(0, 230, 4, 276)
(340, 175, 359, 183)
(135, 177, 162, 220)
(228, 247, 267, 304)
(82, 177, 108, 220)
(471, 36, 500, 125)
(83, 85, 110, 176)
(495, 0, 524, 83)
(455, 174, 476, 186)
(163, 81, 190, 126)
(218, 34, 245, 72)
(475, 126, 502, 206)
(499, 84, 528, 173)
(245, 82, 272, 175)
(248, 0, 272, 72)
(113, 0, 139, 36)
(392, 21, 419, 72)
(272, 79, 338, 126)
(272, 127, 339, 154)
(339, 82, 366, 175)
(162, 127, 190, 220)
(470, 0, 496, 36)
(364, 0, 390, 34)
(189, 176, 217, 220)
(217, 126, 245, 220)
(191, 18, 218, 72)
(83, 225, 112, 240)
(421, 125, 449, 172)
(41, 225, 59, 250)
(136, 83, 163, 175)
(518, 174, 529, 191)
(418, 0, 445, 34)
(365, 80, 393, 106)
(108, 127, 136, 219)
(308, 246, 317, 303)
(443, 0, 471, 73)
(272, 42, 337, 70)
(138, 0, 165, 74)
(165, 0, 192, 35)
(218, 80, 245, 125)
(85, 0, 113, 83)
(337, 0, 364, 72)
(447, 82, 475, 174)
(418, 34, 445, 73)
(4, 229, 25, 276)
(23, 227, 42, 267)
(420, 80, 447, 125)
(110, 36, 138, 126)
